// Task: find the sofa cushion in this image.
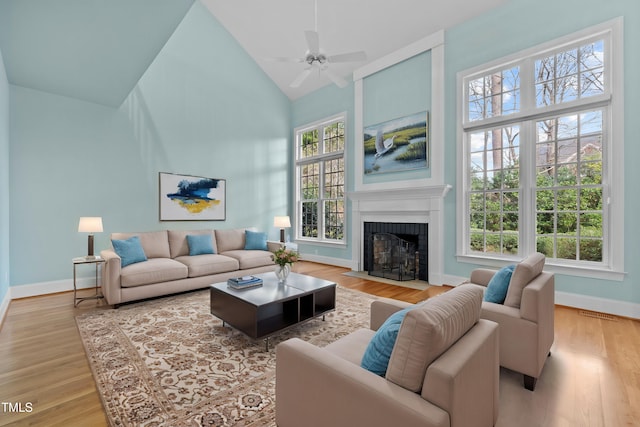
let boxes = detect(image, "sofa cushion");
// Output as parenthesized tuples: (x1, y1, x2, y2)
(386, 284, 482, 392)
(112, 236, 147, 267)
(361, 306, 413, 376)
(214, 228, 246, 253)
(187, 234, 215, 256)
(168, 230, 217, 258)
(484, 264, 515, 304)
(244, 230, 268, 250)
(120, 258, 188, 287)
(221, 250, 275, 270)
(111, 231, 170, 259)
(504, 252, 546, 308)
(175, 254, 239, 278)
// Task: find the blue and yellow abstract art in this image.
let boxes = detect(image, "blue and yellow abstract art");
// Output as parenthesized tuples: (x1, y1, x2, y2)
(159, 172, 226, 221)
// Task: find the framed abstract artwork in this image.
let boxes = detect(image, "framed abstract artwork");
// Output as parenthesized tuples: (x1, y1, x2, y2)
(363, 111, 429, 175)
(159, 172, 226, 221)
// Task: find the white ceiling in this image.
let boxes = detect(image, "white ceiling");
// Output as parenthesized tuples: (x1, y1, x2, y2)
(0, 0, 509, 105)
(202, 0, 509, 100)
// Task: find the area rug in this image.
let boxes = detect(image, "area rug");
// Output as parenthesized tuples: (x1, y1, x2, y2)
(76, 286, 377, 426)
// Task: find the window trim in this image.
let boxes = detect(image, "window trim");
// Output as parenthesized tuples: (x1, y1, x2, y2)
(456, 18, 624, 281)
(294, 112, 347, 246)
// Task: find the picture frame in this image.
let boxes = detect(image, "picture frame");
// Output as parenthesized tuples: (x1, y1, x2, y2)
(363, 111, 429, 175)
(159, 172, 226, 221)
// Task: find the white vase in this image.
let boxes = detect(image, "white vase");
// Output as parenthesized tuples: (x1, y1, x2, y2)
(275, 264, 291, 283)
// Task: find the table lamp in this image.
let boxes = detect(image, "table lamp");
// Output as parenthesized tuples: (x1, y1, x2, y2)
(274, 216, 291, 243)
(78, 217, 103, 259)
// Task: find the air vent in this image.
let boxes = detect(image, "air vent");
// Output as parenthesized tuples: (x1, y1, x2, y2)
(578, 310, 617, 321)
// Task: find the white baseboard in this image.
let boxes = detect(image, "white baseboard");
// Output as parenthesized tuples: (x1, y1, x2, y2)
(555, 291, 640, 319)
(299, 254, 357, 270)
(10, 277, 100, 299)
(444, 274, 639, 319)
(0, 288, 10, 326)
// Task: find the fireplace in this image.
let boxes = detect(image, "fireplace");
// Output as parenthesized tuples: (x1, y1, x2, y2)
(364, 222, 428, 281)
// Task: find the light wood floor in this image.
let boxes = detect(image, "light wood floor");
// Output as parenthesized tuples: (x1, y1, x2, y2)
(0, 261, 638, 426)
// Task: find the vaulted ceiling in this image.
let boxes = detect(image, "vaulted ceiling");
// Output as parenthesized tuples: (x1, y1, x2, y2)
(0, 0, 508, 106)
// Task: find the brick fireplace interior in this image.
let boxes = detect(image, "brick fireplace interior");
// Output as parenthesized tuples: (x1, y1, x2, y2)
(363, 222, 428, 281)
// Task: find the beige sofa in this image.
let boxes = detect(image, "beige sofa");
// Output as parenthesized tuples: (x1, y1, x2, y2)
(100, 228, 282, 307)
(276, 285, 500, 427)
(467, 253, 555, 391)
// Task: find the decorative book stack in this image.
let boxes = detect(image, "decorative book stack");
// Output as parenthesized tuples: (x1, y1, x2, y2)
(227, 275, 263, 290)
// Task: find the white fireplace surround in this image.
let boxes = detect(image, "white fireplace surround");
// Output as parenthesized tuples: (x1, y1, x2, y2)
(348, 185, 452, 285)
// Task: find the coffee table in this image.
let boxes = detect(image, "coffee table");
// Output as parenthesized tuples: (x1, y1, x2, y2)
(210, 272, 336, 350)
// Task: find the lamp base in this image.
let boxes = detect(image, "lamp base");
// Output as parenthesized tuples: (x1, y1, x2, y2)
(279, 228, 285, 243)
(87, 234, 95, 257)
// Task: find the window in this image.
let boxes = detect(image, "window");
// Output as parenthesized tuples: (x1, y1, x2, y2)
(295, 113, 346, 244)
(458, 20, 623, 278)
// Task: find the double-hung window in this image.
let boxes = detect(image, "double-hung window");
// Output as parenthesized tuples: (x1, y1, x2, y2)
(295, 113, 346, 244)
(458, 19, 624, 278)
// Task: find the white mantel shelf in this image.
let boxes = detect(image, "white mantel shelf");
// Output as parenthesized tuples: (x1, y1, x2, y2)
(347, 184, 452, 201)
(348, 184, 452, 285)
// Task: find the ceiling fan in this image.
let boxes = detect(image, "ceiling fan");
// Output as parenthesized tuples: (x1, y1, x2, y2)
(270, 0, 367, 88)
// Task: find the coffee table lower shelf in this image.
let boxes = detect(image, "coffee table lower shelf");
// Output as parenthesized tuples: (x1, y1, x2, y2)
(210, 273, 336, 350)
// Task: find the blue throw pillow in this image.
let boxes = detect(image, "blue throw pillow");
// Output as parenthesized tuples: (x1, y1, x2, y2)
(244, 230, 268, 250)
(112, 236, 147, 267)
(361, 306, 413, 376)
(484, 264, 516, 304)
(187, 234, 214, 256)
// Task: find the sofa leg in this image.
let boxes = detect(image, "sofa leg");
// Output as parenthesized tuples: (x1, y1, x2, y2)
(524, 375, 537, 391)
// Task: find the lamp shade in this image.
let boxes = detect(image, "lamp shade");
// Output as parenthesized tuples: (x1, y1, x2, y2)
(78, 217, 103, 233)
(274, 216, 291, 228)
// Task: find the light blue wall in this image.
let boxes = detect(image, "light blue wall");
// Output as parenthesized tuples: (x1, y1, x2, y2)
(8, 1, 290, 287)
(291, 0, 639, 306)
(292, 52, 432, 261)
(443, 0, 640, 305)
(0, 48, 9, 302)
(291, 81, 354, 260)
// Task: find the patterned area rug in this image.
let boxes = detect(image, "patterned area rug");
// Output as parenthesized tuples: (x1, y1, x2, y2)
(76, 286, 377, 426)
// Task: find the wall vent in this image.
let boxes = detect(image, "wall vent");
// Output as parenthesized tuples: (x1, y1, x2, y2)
(578, 310, 617, 321)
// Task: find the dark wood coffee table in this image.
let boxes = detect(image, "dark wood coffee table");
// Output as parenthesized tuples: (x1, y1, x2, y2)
(210, 272, 336, 350)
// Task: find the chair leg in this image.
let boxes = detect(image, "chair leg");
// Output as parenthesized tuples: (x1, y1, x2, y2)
(524, 375, 537, 391)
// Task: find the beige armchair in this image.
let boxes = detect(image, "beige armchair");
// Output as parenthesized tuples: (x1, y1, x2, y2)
(275, 285, 499, 427)
(468, 252, 555, 391)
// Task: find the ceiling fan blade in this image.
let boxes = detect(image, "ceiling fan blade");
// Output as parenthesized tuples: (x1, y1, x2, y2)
(304, 30, 320, 54)
(327, 51, 367, 63)
(290, 68, 313, 88)
(324, 69, 349, 88)
(265, 56, 305, 63)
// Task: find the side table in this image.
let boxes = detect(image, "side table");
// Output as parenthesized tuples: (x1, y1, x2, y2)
(73, 256, 105, 306)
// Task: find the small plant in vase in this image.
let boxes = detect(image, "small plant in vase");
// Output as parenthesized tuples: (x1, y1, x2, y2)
(272, 247, 299, 283)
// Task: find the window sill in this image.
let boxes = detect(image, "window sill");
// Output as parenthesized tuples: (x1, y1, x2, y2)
(456, 254, 626, 282)
(294, 239, 347, 249)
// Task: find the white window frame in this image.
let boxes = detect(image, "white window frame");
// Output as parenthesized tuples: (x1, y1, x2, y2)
(456, 18, 624, 280)
(294, 112, 347, 246)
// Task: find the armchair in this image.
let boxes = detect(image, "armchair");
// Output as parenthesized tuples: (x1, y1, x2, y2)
(468, 252, 555, 391)
(275, 285, 499, 427)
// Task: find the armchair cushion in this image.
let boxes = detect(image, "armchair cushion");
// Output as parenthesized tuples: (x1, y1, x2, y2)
(484, 264, 515, 304)
(361, 306, 413, 376)
(386, 284, 483, 392)
(504, 252, 545, 308)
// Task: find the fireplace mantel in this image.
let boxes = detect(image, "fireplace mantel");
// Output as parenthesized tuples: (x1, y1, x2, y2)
(348, 184, 452, 285)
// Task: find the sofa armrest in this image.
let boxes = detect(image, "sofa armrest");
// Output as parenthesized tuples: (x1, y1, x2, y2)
(469, 268, 496, 287)
(100, 249, 122, 305)
(266, 240, 285, 253)
(276, 338, 449, 427)
(370, 298, 413, 331)
(423, 319, 500, 427)
(521, 272, 555, 367)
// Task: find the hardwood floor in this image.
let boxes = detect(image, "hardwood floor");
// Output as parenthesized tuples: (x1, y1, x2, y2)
(0, 261, 638, 426)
